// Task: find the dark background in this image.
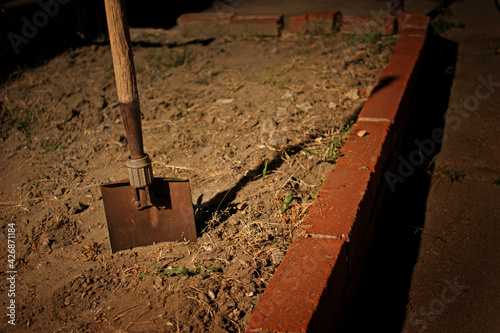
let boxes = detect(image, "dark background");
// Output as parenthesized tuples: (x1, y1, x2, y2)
(0, 0, 215, 82)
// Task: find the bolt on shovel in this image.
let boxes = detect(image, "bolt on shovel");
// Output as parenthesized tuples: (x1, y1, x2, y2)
(101, 0, 197, 252)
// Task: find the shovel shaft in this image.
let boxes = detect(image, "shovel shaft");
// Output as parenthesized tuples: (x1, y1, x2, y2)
(120, 101, 144, 159)
(104, 0, 138, 103)
(105, 0, 144, 159)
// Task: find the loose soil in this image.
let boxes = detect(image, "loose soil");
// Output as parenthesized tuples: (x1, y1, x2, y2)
(0, 29, 396, 332)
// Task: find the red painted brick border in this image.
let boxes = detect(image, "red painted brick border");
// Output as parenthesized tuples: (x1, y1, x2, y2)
(247, 12, 430, 333)
(248, 236, 348, 332)
(288, 12, 395, 35)
(177, 12, 283, 36)
(177, 11, 234, 24)
(230, 13, 284, 36)
(288, 10, 341, 34)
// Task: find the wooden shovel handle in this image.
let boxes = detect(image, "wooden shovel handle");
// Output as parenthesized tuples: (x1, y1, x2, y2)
(104, 0, 144, 158)
(104, 0, 138, 103)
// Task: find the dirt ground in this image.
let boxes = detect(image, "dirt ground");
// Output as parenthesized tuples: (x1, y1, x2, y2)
(0, 29, 395, 332)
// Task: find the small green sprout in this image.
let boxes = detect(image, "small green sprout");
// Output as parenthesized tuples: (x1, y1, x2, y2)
(279, 195, 293, 214)
(262, 159, 269, 179)
(161, 265, 219, 277)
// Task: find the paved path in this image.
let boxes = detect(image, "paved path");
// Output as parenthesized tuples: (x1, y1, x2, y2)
(400, 1, 500, 332)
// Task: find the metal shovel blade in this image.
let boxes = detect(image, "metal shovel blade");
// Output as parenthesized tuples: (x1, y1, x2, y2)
(101, 178, 197, 252)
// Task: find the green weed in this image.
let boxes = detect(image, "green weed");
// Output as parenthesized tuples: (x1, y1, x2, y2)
(153, 262, 219, 277)
(490, 42, 500, 55)
(301, 121, 353, 162)
(14, 110, 32, 136)
(426, 157, 464, 182)
(41, 144, 65, 154)
(279, 195, 293, 214)
(328, 137, 343, 162)
(430, 0, 465, 35)
(350, 26, 383, 46)
(409, 226, 424, 235)
(430, 165, 464, 182)
(262, 159, 269, 179)
(308, 24, 328, 38)
(493, 177, 500, 186)
(250, 66, 285, 89)
(11, 109, 34, 148)
(196, 69, 221, 85)
(440, 167, 463, 181)
(251, 66, 276, 84)
(148, 48, 194, 70)
(349, 29, 398, 65)
(300, 147, 323, 156)
(432, 17, 465, 35)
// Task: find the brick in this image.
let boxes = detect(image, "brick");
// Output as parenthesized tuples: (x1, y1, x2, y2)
(336, 120, 392, 175)
(288, 10, 340, 34)
(391, 31, 427, 58)
(377, 53, 419, 87)
(340, 15, 396, 35)
(246, 236, 348, 333)
(176, 12, 234, 38)
(358, 83, 409, 124)
(400, 26, 428, 37)
(230, 13, 284, 36)
(300, 168, 376, 239)
(308, 10, 341, 34)
(397, 12, 429, 32)
(396, 11, 410, 31)
(405, 13, 431, 29)
(289, 14, 308, 33)
(176, 11, 234, 24)
(396, 11, 405, 28)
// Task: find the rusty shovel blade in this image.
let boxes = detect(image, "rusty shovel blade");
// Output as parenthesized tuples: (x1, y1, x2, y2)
(101, 178, 197, 253)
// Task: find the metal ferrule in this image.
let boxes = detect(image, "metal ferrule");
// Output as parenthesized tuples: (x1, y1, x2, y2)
(126, 154, 154, 188)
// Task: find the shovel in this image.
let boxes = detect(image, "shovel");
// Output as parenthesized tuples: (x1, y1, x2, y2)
(101, 0, 197, 252)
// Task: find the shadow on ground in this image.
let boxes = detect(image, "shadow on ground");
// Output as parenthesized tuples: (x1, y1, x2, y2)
(0, 0, 213, 82)
(194, 77, 396, 233)
(337, 32, 458, 332)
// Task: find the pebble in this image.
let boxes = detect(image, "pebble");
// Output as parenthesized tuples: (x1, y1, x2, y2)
(201, 244, 213, 252)
(64, 295, 73, 306)
(53, 188, 64, 197)
(271, 249, 285, 265)
(236, 203, 247, 210)
(267, 135, 288, 146)
(357, 130, 368, 137)
(345, 88, 360, 101)
(260, 118, 277, 134)
(296, 102, 313, 112)
(215, 99, 234, 104)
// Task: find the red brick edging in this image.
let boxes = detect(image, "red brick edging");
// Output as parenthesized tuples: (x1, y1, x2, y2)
(177, 12, 284, 36)
(246, 12, 430, 333)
